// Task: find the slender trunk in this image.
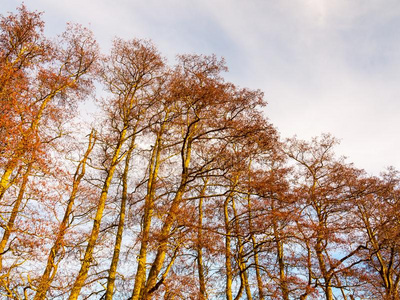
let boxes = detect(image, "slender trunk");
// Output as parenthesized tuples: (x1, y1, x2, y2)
(224, 194, 233, 300)
(148, 246, 179, 295)
(231, 197, 252, 300)
(131, 115, 167, 300)
(248, 220, 264, 299)
(141, 184, 187, 299)
(0, 166, 15, 201)
(315, 228, 332, 300)
(311, 177, 333, 300)
(251, 234, 263, 299)
(197, 180, 208, 300)
(68, 127, 128, 300)
(271, 200, 289, 300)
(34, 130, 96, 300)
(245, 164, 264, 300)
(323, 249, 348, 300)
(141, 122, 195, 299)
(105, 133, 136, 300)
(275, 235, 289, 300)
(358, 204, 392, 293)
(0, 163, 32, 269)
(223, 178, 238, 300)
(300, 238, 313, 300)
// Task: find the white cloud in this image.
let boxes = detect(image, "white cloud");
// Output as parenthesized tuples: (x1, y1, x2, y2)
(4, 0, 400, 174)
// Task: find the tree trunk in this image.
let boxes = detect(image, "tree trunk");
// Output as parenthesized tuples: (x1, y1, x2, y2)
(223, 178, 238, 300)
(246, 169, 264, 300)
(271, 200, 289, 300)
(231, 196, 252, 300)
(131, 115, 167, 300)
(141, 184, 187, 299)
(68, 127, 128, 300)
(141, 119, 197, 299)
(197, 180, 208, 300)
(105, 133, 136, 300)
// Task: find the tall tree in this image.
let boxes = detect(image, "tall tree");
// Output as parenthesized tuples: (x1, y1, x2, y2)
(352, 170, 400, 299)
(137, 54, 271, 299)
(285, 135, 364, 300)
(68, 38, 164, 299)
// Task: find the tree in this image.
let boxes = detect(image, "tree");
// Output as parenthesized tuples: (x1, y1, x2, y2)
(351, 169, 400, 299)
(68, 38, 165, 299)
(284, 135, 364, 300)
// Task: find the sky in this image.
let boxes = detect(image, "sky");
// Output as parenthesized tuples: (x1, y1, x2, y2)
(3, 0, 400, 175)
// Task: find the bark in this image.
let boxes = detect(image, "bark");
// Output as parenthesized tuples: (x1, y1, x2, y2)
(105, 133, 136, 300)
(141, 184, 187, 299)
(197, 179, 209, 300)
(231, 196, 252, 300)
(358, 203, 399, 299)
(131, 114, 168, 300)
(315, 229, 333, 300)
(315, 213, 333, 300)
(251, 234, 264, 300)
(0, 167, 16, 201)
(68, 127, 128, 300)
(271, 200, 289, 300)
(141, 119, 196, 299)
(309, 174, 333, 300)
(223, 177, 238, 300)
(246, 169, 264, 300)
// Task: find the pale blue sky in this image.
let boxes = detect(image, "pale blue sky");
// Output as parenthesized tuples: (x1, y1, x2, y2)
(3, 0, 400, 175)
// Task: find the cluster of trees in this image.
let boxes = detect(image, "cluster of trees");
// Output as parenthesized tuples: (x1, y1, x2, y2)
(1, 6, 400, 300)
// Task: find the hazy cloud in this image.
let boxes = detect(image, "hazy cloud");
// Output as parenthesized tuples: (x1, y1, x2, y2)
(3, 0, 400, 174)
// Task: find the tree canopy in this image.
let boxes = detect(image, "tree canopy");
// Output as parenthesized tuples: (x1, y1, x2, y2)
(1, 6, 399, 300)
